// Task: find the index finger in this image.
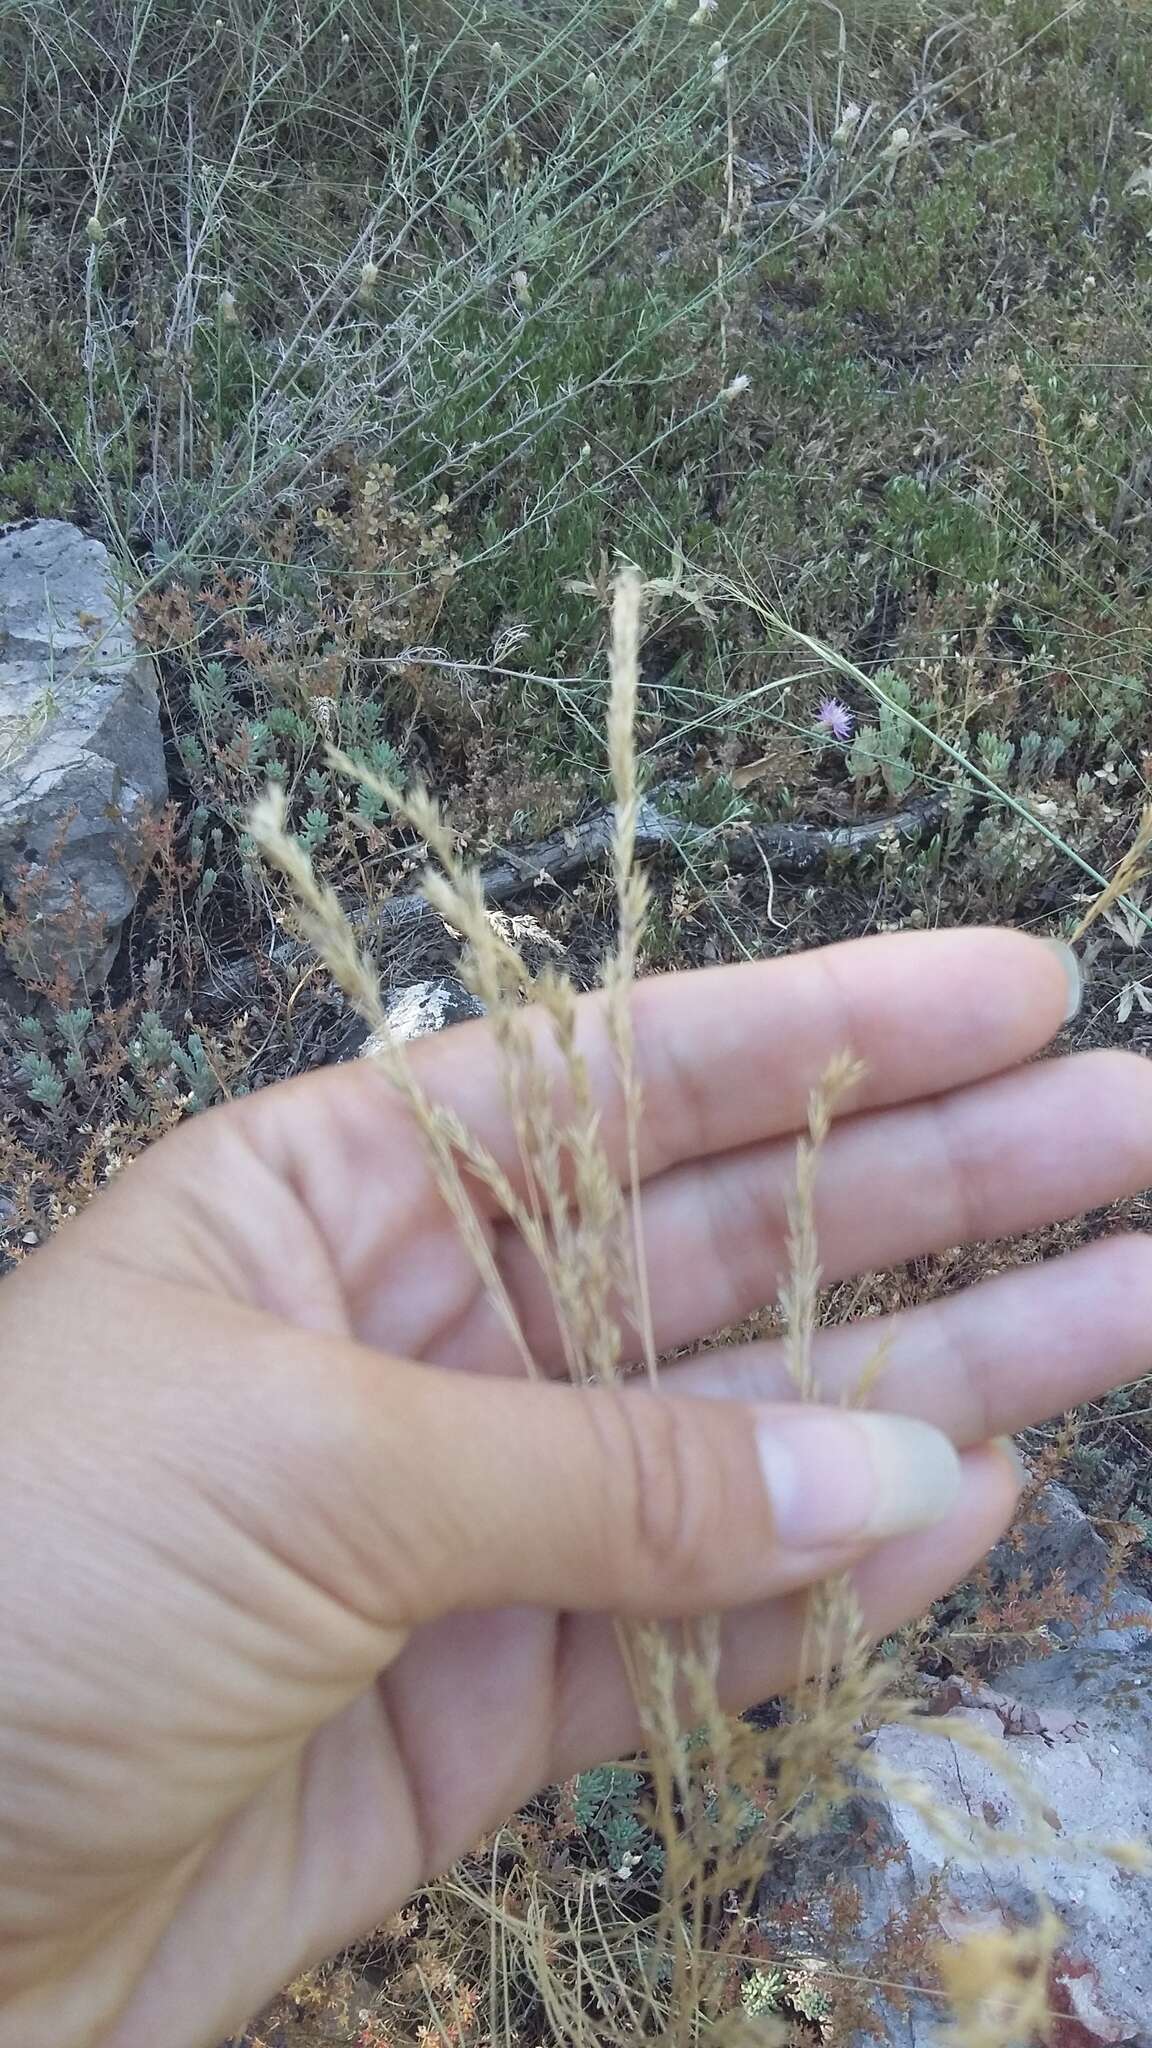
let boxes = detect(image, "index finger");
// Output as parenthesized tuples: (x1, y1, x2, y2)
(125, 928, 1076, 1340)
(232, 928, 1075, 1247)
(313, 924, 1073, 1176)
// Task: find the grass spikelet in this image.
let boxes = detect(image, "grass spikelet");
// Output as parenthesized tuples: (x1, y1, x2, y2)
(249, 783, 539, 1379)
(780, 1052, 864, 1402)
(326, 738, 631, 1389)
(603, 561, 658, 1386)
(1071, 800, 1152, 943)
(932, 1904, 1061, 2048)
(248, 784, 387, 1035)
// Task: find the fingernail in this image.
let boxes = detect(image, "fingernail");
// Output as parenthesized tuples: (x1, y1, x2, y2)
(756, 1410, 962, 1551)
(1041, 937, 1081, 1023)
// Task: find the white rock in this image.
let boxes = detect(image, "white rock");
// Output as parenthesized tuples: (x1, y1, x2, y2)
(758, 1487, 1152, 2043)
(0, 520, 167, 993)
(869, 1635, 1152, 2043)
(358, 976, 486, 1052)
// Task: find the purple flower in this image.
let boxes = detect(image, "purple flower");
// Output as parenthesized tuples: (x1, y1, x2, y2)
(816, 696, 855, 742)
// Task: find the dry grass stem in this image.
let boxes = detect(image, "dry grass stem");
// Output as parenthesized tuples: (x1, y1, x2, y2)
(1071, 799, 1152, 942)
(603, 564, 658, 1386)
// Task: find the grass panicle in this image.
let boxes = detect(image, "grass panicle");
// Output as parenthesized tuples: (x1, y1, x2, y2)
(249, 565, 1148, 2048)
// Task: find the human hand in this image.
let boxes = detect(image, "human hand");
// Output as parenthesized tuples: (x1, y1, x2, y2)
(2, 928, 1149, 2048)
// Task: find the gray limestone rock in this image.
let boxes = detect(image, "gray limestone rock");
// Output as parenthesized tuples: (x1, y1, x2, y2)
(864, 1632, 1152, 2043)
(0, 520, 167, 993)
(757, 1486, 1152, 2044)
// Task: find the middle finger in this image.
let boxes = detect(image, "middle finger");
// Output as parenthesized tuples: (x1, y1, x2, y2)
(472, 1049, 1152, 1376)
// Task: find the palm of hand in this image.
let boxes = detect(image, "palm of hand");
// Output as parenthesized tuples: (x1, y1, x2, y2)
(3, 932, 1150, 2048)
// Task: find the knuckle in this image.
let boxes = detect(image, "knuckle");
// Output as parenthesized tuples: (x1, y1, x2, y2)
(928, 1097, 987, 1249)
(605, 1389, 718, 1598)
(711, 1152, 789, 1307)
(633, 979, 712, 1168)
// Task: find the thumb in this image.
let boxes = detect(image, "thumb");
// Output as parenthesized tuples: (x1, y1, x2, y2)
(293, 1342, 967, 1625)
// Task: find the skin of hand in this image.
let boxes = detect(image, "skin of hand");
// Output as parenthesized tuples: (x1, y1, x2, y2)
(2, 927, 1151, 2048)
